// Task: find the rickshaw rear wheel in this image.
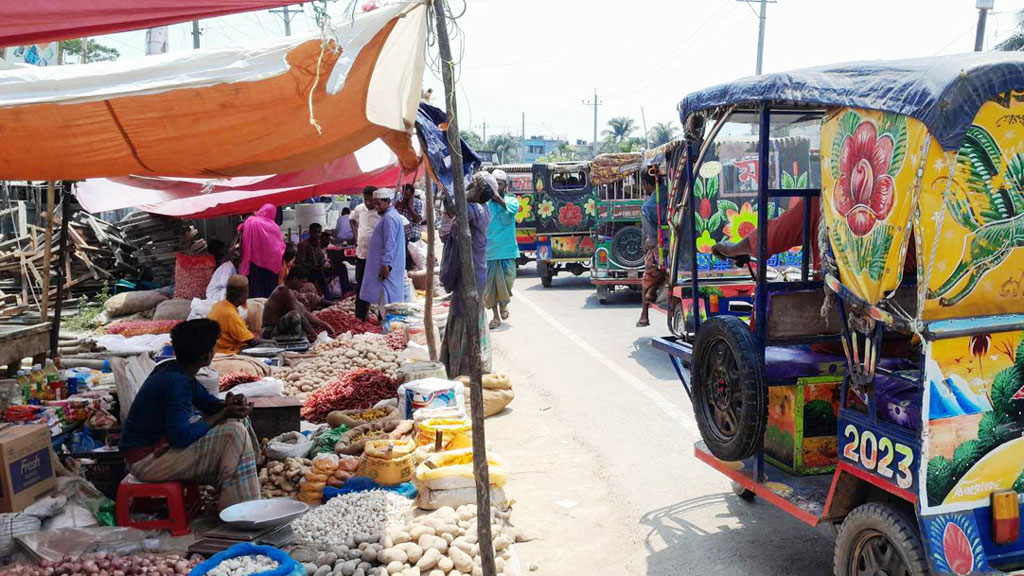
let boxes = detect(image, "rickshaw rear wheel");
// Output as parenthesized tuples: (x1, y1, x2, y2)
(834, 503, 927, 576)
(691, 315, 765, 461)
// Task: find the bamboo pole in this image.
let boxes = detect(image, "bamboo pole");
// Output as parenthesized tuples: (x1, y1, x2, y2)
(51, 193, 71, 357)
(41, 181, 54, 322)
(423, 179, 438, 361)
(431, 2, 496, 575)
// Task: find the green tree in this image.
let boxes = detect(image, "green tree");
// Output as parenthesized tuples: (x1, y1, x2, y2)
(462, 130, 485, 151)
(997, 10, 1024, 51)
(602, 116, 637, 143)
(59, 39, 120, 63)
(648, 122, 679, 147)
(487, 133, 520, 164)
(537, 141, 578, 163)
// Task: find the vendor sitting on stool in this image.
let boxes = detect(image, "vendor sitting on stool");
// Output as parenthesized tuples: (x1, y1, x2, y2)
(262, 266, 331, 341)
(119, 319, 259, 510)
(208, 275, 266, 355)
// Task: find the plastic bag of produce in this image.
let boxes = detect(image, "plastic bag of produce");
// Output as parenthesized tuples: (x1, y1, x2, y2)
(191, 542, 303, 576)
(414, 417, 472, 451)
(415, 447, 510, 490)
(217, 378, 284, 399)
(326, 405, 401, 429)
(398, 377, 465, 418)
(152, 299, 192, 321)
(265, 431, 313, 461)
(334, 420, 414, 456)
(416, 485, 507, 511)
(464, 386, 515, 417)
(104, 290, 168, 317)
(312, 425, 348, 456)
(173, 252, 216, 301)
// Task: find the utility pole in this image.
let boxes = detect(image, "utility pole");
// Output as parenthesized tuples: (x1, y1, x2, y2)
(640, 106, 650, 149)
(975, 0, 994, 51)
(521, 112, 525, 162)
(431, 1, 498, 575)
(582, 89, 602, 157)
(738, 0, 774, 75)
(80, 37, 88, 64)
(270, 4, 304, 37)
(192, 21, 201, 49)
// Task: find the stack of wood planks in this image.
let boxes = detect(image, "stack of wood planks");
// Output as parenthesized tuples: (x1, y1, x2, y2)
(0, 204, 206, 317)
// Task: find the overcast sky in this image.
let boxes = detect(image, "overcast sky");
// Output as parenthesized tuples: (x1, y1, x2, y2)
(96, 0, 1024, 144)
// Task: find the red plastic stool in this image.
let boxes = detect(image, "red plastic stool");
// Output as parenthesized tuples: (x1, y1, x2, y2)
(115, 475, 200, 536)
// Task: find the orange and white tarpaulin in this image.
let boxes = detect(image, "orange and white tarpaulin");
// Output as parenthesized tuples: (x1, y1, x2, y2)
(0, 2, 426, 180)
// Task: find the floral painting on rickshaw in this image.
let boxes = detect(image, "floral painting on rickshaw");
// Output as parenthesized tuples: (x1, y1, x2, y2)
(922, 330, 1024, 512)
(919, 92, 1024, 320)
(822, 108, 926, 306)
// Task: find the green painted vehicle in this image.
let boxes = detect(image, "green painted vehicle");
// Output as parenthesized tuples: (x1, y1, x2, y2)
(589, 153, 645, 303)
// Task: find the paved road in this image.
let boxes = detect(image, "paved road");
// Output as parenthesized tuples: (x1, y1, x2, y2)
(484, 266, 836, 575)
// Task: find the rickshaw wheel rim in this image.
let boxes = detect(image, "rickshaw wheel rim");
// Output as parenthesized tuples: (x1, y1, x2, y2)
(698, 336, 742, 442)
(850, 529, 908, 576)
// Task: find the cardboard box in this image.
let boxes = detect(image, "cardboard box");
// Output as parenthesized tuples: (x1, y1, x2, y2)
(0, 424, 56, 513)
(764, 378, 841, 476)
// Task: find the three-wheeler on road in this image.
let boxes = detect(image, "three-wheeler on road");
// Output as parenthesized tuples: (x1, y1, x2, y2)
(654, 53, 1024, 575)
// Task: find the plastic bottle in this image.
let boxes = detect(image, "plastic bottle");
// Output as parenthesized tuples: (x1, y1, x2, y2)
(30, 364, 45, 400)
(15, 370, 30, 404)
(43, 360, 60, 400)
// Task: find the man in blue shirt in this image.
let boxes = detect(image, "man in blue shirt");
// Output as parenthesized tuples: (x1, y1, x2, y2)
(120, 319, 259, 510)
(484, 170, 520, 329)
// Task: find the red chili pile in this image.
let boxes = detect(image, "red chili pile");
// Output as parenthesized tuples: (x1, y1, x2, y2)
(219, 371, 261, 392)
(315, 307, 381, 337)
(106, 320, 181, 337)
(300, 368, 397, 423)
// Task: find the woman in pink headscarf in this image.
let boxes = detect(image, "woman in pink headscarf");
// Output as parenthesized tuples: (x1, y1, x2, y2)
(238, 204, 286, 298)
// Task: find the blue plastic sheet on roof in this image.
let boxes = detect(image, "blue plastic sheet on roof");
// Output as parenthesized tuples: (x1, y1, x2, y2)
(677, 52, 1024, 151)
(415, 102, 482, 200)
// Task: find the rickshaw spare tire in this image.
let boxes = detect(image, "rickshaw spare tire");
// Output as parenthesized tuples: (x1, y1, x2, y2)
(610, 225, 645, 268)
(691, 315, 766, 462)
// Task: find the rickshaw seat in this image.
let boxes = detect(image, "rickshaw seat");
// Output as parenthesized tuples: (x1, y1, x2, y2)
(764, 285, 918, 342)
(763, 346, 915, 382)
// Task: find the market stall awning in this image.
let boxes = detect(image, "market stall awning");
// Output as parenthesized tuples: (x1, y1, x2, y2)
(0, 2, 426, 180)
(1, 1, 300, 50)
(74, 139, 423, 218)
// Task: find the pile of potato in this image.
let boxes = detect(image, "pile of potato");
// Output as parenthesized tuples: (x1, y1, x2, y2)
(276, 333, 402, 400)
(375, 504, 522, 576)
(259, 457, 312, 498)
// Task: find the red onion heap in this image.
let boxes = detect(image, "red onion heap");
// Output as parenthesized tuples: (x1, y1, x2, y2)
(106, 320, 181, 337)
(2, 552, 199, 576)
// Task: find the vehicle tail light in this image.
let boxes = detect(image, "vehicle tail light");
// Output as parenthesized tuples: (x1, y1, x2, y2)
(598, 251, 608, 264)
(991, 490, 1019, 544)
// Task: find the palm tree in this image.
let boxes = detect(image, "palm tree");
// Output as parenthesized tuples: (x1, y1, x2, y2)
(648, 122, 679, 147)
(997, 10, 1024, 51)
(487, 133, 520, 164)
(602, 117, 637, 143)
(462, 130, 485, 151)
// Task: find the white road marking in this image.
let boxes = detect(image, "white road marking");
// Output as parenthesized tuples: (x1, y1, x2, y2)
(514, 289, 699, 433)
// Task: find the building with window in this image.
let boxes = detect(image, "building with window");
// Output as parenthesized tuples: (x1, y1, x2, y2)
(522, 136, 567, 163)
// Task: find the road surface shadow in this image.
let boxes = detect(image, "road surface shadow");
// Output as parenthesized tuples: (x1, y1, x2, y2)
(640, 494, 835, 576)
(628, 336, 682, 381)
(523, 275, 593, 292)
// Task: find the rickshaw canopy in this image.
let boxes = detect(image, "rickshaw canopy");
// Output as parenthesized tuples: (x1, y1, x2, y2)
(678, 52, 1024, 151)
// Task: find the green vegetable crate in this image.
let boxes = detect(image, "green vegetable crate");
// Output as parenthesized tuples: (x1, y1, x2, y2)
(763, 377, 841, 476)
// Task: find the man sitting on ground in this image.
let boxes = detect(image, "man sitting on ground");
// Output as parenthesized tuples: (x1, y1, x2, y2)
(119, 319, 259, 510)
(208, 275, 266, 354)
(262, 266, 331, 340)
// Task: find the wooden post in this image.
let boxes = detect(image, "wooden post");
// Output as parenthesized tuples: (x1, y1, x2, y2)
(423, 179, 438, 361)
(431, 2, 496, 575)
(51, 192, 71, 357)
(41, 182, 54, 322)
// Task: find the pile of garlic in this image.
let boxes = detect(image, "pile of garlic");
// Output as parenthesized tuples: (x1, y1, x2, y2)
(207, 555, 280, 576)
(293, 490, 413, 547)
(276, 334, 401, 400)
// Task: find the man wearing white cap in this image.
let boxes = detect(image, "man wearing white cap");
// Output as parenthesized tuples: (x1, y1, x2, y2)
(484, 170, 520, 328)
(359, 188, 406, 314)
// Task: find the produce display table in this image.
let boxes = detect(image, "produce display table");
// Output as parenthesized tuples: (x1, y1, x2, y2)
(0, 322, 50, 376)
(250, 396, 303, 442)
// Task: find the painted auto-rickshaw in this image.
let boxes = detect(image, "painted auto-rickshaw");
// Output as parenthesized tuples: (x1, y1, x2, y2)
(653, 53, 1024, 575)
(532, 162, 596, 287)
(589, 152, 646, 303)
(486, 163, 536, 265)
